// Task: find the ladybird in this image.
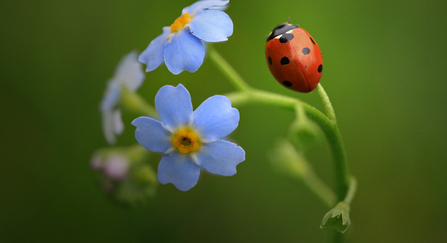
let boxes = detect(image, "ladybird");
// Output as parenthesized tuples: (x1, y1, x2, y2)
(265, 23, 323, 93)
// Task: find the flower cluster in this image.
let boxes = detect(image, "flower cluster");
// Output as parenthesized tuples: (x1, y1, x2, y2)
(139, 0, 233, 74)
(96, 1, 242, 194)
(92, 0, 355, 238)
(132, 84, 245, 191)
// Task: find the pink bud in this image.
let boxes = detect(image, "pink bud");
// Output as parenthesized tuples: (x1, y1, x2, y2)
(104, 154, 129, 181)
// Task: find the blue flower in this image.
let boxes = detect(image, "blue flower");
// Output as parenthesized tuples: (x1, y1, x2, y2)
(132, 84, 245, 191)
(100, 51, 145, 144)
(138, 0, 233, 75)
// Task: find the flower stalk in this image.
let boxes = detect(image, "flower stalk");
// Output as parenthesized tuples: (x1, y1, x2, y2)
(120, 86, 158, 117)
(211, 47, 354, 239)
(269, 140, 336, 208)
(96, 1, 356, 240)
(208, 45, 251, 92)
(316, 84, 336, 122)
(226, 87, 350, 201)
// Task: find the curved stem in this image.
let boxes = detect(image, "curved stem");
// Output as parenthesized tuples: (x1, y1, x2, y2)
(227, 88, 350, 201)
(317, 84, 336, 122)
(314, 84, 350, 201)
(209, 40, 353, 243)
(302, 170, 337, 209)
(324, 123, 349, 201)
(343, 176, 357, 204)
(120, 87, 158, 117)
(208, 45, 251, 92)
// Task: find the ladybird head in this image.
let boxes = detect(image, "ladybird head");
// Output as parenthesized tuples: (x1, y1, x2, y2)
(266, 23, 299, 42)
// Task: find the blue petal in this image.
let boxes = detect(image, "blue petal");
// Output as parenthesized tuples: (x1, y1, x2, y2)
(154, 84, 193, 130)
(195, 140, 245, 176)
(158, 152, 201, 191)
(182, 0, 229, 15)
(100, 80, 121, 112)
(164, 28, 205, 74)
(188, 10, 233, 42)
(138, 27, 170, 72)
(132, 116, 172, 153)
(101, 110, 118, 145)
(192, 95, 239, 142)
(114, 51, 145, 91)
(100, 109, 124, 145)
(112, 109, 124, 135)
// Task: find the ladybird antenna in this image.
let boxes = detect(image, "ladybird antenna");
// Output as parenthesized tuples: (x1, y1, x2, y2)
(286, 17, 292, 24)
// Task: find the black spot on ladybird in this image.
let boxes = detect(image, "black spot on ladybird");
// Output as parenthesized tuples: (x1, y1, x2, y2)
(302, 48, 310, 55)
(283, 81, 292, 87)
(280, 57, 289, 65)
(266, 24, 299, 42)
(268, 56, 272, 65)
(318, 64, 323, 73)
(279, 33, 294, 43)
(310, 36, 316, 45)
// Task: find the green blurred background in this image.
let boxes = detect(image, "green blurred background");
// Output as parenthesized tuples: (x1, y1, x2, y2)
(1, 0, 447, 242)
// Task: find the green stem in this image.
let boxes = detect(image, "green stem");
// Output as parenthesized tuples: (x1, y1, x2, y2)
(314, 85, 350, 201)
(126, 143, 151, 163)
(302, 170, 337, 209)
(343, 176, 357, 204)
(225, 89, 333, 138)
(226, 88, 350, 201)
(333, 232, 344, 243)
(208, 45, 251, 92)
(120, 87, 158, 117)
(211, 47, 353, 242)
(273, 140, 336, 208)
(210, 47, 351, 203)
(325, 123, 349, 201)
(317, 84, 336, 122)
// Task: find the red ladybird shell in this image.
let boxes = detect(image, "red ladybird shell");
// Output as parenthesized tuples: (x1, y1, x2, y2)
(265, 24, 323, 93)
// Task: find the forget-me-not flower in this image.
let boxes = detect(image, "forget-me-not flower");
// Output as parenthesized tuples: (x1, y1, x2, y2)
(100, 51, 145, 144)
(138, 0, 233, 75)
(132, 84, 245, 191)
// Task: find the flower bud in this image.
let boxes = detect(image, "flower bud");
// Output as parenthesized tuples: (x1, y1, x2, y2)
(103, 154, 129, 181)
(320, 202, 351, 233)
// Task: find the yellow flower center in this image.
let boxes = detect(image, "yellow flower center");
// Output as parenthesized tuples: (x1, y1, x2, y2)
(170, 13, 192, 33)
(171, 128, 201, 154)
